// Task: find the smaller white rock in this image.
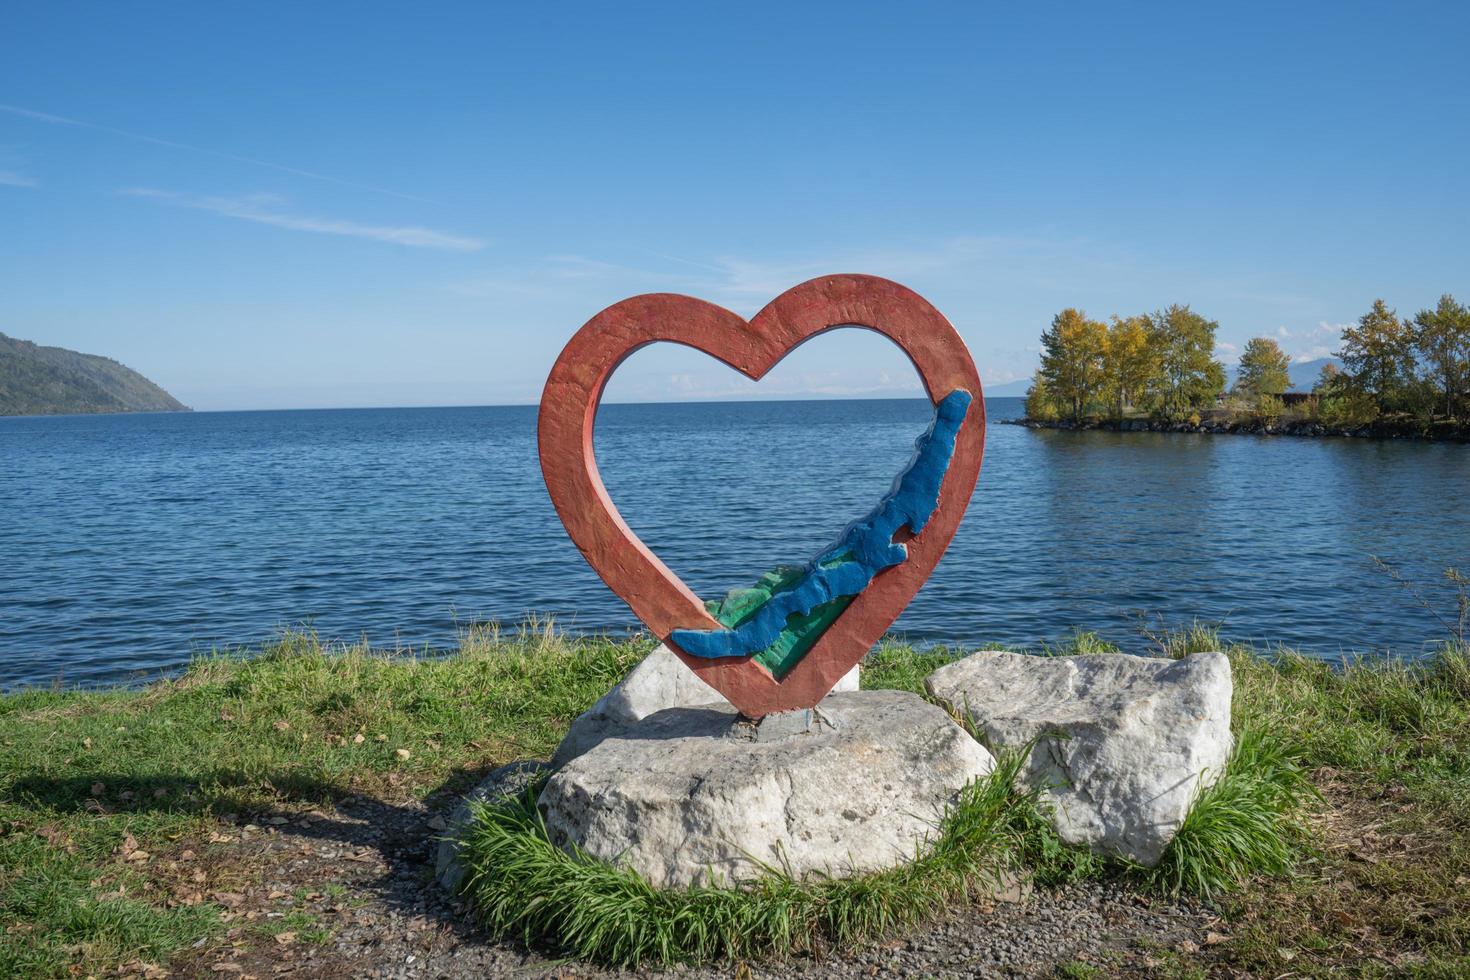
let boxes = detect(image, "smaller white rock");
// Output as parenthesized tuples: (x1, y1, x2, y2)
(539, 689, 994, 888)
(551, 643, 859, 767)
(925, 650, 1233, 866)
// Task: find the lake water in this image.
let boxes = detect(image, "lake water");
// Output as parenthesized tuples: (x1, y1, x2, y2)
(3, 397, 1468, 689)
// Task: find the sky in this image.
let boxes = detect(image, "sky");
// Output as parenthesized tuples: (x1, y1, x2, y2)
(2, 2, 1467, 410)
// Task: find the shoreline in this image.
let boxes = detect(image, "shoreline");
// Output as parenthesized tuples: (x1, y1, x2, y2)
(1005, 415, 1470, 442)
(0, 406, 193, 419)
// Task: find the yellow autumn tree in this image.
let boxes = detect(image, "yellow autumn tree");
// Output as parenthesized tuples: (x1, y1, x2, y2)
(1023, 369, 1061, 420)
(1339, 299, 1415, 408)
(1103, 315, 1161, 419)
(1038, 308, 1109, 422)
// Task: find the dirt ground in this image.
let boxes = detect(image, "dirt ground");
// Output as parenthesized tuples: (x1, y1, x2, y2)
(144, 771, 1229, 980)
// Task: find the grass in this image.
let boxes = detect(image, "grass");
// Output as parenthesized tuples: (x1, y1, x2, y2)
(0, 621, 649, 977)
(1142, 726, 1316, 897)
(2, 623, 1468, 975)
(1214, 642, 1470, 974)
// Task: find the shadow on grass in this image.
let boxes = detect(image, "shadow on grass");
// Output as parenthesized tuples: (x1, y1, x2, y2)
(9, 762, 523, 933)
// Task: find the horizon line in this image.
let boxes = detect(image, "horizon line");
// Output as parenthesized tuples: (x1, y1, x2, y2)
(0, 392, 1034, 420)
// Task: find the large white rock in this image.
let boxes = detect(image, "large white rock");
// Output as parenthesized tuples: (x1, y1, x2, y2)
(537, 689, 995, 889)
(551, 643, 859, 767)
(924, 651, 1233, 866)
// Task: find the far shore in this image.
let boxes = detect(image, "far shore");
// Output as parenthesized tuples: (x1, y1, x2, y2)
(1007, 413, 1470, 443)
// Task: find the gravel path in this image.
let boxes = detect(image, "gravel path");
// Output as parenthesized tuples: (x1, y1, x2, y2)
(154, 766, 1225, 979)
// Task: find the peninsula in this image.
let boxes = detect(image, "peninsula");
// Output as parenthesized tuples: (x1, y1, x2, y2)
(1017, 295, 1469, 441)
(0, 331, 188, 416)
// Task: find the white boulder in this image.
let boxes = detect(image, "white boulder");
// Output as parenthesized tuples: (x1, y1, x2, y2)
(537, 689, 995, 889)
(551, 643, 859, 767)
(924, 651, 1233, 866)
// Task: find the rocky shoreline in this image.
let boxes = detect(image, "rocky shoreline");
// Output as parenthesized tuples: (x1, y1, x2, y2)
(1005, 415, 1470, 442)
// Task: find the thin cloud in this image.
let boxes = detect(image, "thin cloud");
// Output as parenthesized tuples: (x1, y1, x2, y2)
(1287, 321, 1347, 362)
(0, 170, 37, 187)
(1, 102, 432, 204)
(122, 188, 484, 251)
(455, 235, 1084, 308)
(1220, 322, 1344, 364)
(678, 234, 1095, 309)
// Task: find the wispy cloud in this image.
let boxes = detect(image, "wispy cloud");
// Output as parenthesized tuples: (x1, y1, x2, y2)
(1272, 321, 1346, 362)
(0, 169, 38, 187)
(122, 188, 484, 251)
(452, 235, 1087, 309)
(689, 236, 1077, 306)
(1, 102, 431, 203)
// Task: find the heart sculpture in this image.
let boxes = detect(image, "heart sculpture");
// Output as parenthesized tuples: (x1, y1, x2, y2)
(538, 274, 985, 718)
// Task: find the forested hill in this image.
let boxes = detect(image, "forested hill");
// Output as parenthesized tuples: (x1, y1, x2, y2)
(0, 332, 189, 416)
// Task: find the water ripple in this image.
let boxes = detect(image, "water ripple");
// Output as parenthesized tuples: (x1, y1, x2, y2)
(1, 399, 1468, 689)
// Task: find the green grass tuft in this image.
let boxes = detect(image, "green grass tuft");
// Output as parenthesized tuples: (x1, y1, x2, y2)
(1145, 726, 1317, 896)
(0, 622, 649, 978)
(0, 857, 219, 976)
(1043, 630, 1123, 656)
(1147, 620, 1225, 659)
(860, 639, 965, 694)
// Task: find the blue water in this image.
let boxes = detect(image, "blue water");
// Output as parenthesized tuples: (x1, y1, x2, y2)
(2, 397, 1468, 689)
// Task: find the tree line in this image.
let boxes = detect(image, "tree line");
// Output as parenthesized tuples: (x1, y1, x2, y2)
(1024, 294, 1470, 427)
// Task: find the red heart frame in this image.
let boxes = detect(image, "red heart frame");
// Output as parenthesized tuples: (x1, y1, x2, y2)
(538, 274, 985, 718)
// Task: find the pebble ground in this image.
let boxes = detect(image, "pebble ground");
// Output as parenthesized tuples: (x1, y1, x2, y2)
(155, 768, 1223, 979)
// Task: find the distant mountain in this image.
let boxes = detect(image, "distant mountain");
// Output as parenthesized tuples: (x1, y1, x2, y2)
(0, 332, 189, 416)
(1286, 356, 1343, 391)
(1224, 356, 1344, 392)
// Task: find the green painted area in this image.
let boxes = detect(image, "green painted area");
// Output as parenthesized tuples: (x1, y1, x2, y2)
(701, 553, 860, 678)
(704, 564, 806, 628)
(752, 595, 852, 677)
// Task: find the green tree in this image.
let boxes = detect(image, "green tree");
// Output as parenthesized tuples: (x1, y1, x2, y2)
(1023, 369, 1060, 421)
(1411, 293, 1470, 419)
(1102, 315, 1161, 418)
(1314, 360, 1378, 426)
(1039, 308, 1109, 422)
(1149, 304, 1226, 417)
(1234, 337, 1292, 399)
(1312, 361, 1342, 393)
(1038, 308, 1108, 422)
(1338, 299, 1415, 409)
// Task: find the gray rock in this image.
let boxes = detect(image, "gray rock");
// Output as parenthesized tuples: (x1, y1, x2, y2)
(551, 643, 859, 767)
(434, 759, 549, 893)
(924, 651, 1232, 866)
(748, 704, 840, 741)
(537, 689, 995, 888)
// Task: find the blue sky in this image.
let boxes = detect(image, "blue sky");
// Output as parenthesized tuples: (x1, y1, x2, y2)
(2, 2, 1467, 410)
